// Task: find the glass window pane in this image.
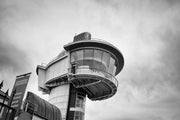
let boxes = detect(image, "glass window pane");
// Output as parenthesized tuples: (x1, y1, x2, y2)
(94, 49, 102, 62)
(71, 52, 76, 63)
(76, 94, 85, 109)
(76, 50, 84, 60)
(84, 49, 93, 59)
(108, 57, 115, 75)
(113, 65, 117, 75)
(93, 49, 106, 71)
(84, 49, 93, 68)
(74, 111, 84, 120)
(102, 52, 110, 72)
(76, 50, 84, 66)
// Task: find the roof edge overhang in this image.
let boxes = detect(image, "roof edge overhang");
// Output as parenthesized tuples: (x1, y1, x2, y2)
(64, 40, 124, 75)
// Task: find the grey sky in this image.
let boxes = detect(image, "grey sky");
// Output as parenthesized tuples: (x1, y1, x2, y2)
(0, 0, 180, 120)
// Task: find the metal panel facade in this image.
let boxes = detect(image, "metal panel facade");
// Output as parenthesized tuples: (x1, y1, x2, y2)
(46, 57, 68, 83)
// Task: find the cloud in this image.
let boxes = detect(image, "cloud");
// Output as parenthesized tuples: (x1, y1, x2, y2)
(0, 33, 32, 91)
(0, 38, 29, 72)
(108, 116, 165, 120)
(91, 0, 180, 103)
(1, 0, 180, 120)
(0, 1, 33, 91)
(158, 28, 180, 91)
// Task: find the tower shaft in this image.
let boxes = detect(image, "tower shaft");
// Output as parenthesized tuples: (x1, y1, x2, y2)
(49, 84, 86, 120)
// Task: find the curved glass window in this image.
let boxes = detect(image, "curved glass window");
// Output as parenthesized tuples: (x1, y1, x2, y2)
(76, 50, 83, 61)
(70, 48, 117, 75)
(93, 50, 105, 71)
(71, 52, 76, 62)
(102, 52, 110, 71)
(73, 50, 84, 66)
(84, 49, 93, 68)
(108, 57, 115, 75)
(94, 49, 102, 62)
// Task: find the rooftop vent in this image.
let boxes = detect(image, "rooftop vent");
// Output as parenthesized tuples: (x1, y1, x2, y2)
(73, 32, 91, 42)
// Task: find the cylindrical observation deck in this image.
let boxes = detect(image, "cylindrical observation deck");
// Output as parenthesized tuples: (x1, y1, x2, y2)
(36, 32, 124, 101)
(64, 32, 124, 100)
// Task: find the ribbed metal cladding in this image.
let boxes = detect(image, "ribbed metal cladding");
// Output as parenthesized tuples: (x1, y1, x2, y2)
(73, 32, 91, 42)
(25, 92, 62, 120)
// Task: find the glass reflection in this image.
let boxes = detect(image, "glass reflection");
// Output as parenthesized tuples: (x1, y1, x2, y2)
(74, 111, 84, 120)
(109, 57, 115, 75)
(102, 52, 110, 71)
(70, 48, 117, 75)
(84, 49, 93, 68)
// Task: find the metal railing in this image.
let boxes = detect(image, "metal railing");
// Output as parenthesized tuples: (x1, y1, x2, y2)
(68, 67, 118, 87)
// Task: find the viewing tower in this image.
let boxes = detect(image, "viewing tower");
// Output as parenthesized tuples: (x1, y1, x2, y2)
(36, 32, 124, 120)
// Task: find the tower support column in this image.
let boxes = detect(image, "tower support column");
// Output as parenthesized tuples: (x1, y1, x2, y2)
(66, 84, 86, 120)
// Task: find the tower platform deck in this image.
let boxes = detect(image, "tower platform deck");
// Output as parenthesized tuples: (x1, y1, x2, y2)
(68, 67, 118, 100)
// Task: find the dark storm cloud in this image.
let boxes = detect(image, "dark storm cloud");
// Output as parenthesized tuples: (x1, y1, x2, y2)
(0, 36, 29, 72)
(0, 0, 33, 91)
(0, 31, 31, 91)
(0, 1, 32, 72)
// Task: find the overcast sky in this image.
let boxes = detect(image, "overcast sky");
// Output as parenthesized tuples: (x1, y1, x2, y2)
(0, 0, 180, 120)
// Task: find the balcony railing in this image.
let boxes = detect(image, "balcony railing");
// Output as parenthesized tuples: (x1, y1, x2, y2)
(68, 67, 118, 87)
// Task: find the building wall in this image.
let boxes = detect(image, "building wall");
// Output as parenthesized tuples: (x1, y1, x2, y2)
(46, 57, 68, 81)
(49, 84, 70, 120)
(37, 69, 46, 90)
(38, 56, 68, 90)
